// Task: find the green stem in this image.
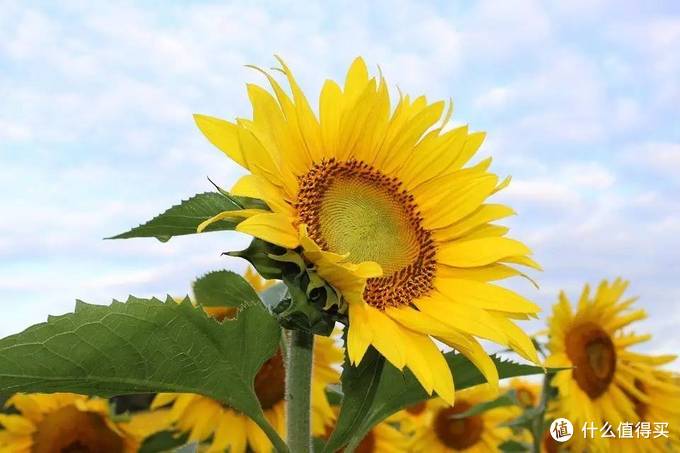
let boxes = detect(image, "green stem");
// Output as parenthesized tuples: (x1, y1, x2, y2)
(286, 328, 314, 453)
(532, 372, 553, 452)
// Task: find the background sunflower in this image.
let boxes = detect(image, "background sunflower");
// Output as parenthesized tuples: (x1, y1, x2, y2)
(409, 385, 520, 452)
(545, 279, 678, 452)
(0, 393, 168, 453)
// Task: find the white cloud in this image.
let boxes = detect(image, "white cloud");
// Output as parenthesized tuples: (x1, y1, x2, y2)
(561, 162, 616, 189)
(474, 87, 514, 110)
(624, 142, 680, 177)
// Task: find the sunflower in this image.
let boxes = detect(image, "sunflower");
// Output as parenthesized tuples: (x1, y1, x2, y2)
(397, 401, 432, 433)
(0, 393, 169, 453)
(507, 378, 541, 409)
(609, 360, 680, 452)
(152, 333, 342, 453)
(409, 385, 519, 452)
(194, 56, 541, 403)
(337, 421, 409, 453)
(545, 278, 675, 452)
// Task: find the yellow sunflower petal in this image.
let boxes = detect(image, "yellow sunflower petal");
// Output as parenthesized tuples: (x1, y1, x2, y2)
(235, 213, 299, 248)
(398, 125, 468, 189)
(489, 314, 540, 364)
(434, 278, 540, 315)
(196, 208, 269, 233)
(414, 293, 508, 345)
(193, 114, 246, 167)
(347, 302, 374, 365)
(437, 237, 532, 268)
(402, 328, 455, 405)
(344, 57, 369, 97)
(438, 331, 500, 393)
(0, 415, 34, 435)
(365, 306, 407, 370)
(319, 79, 343, 156)
(433, 204, 515, 242)
(231, 174, 292, 216)
(245, 418, 272, 453)
(210, 411, 247, 453)
(150, 393, 178, 410)
(419, 175, 499, 230)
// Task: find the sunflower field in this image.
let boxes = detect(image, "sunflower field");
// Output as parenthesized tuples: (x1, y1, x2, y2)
(1, 3, 679, 453)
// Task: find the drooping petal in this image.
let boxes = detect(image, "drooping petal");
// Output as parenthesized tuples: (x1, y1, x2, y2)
(347, 303, 374, 365)
(235, 213, 299, 248)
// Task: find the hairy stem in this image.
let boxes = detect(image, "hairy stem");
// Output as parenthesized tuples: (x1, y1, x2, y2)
(286, 328, 315, 453)
(532, 372, 553, 452)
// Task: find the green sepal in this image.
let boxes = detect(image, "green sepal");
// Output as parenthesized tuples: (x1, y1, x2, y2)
(230, 238, 346, 334)
(227, 238, 288, 280)
(274, 273, 336, 336)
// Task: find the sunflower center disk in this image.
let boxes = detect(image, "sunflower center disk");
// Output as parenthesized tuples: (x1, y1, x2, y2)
(297, 159, 436, 309)
(32, 406, 124, 453)
(254, 349, 286, 410)
(434, 402, 484, 450)
(565, 322, 617, 399)
(516, 388, 536, 408)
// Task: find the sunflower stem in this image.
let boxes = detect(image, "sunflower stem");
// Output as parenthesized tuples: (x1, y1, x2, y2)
(532, 372, 553, 452)
(286, 328, 314, 453)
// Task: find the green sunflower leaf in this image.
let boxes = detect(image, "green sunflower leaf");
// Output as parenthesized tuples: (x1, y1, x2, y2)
(108, 192, 264, 242)
(449, 390, 516, 419)
(323, 347, 385, 453)
(139, 431, 189, 453)
(0, 295, 288, 453)
(499, 439, 532, 452)
(323, 353, 549, 453)
(192, 270, 260, 308)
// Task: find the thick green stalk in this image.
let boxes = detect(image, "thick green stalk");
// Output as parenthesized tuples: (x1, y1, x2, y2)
(286, 328, 315, 453)
(532, 372, 553, 452)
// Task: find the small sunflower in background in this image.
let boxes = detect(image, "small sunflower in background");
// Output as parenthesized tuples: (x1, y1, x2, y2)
(152, 334, 341, 452)
(195, 56, 541, 404)
(409, 385, 519, 452)
(545, 278, 674, 451)
(610, 360, 680, 452)
(340, 421, 408, 453)
(321, 407, 409, 453)
(507, 378, 541, 409)
(397, 401, 432, 434)
(0, 393, 168, 453)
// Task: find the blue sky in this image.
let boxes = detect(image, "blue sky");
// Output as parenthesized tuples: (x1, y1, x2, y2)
(1, 1, 679, 366)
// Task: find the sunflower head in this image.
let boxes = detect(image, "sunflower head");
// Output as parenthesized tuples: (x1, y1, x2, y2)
(508, 378, 541, 409)
(410, 385, 519, 452)
(545, 278, 678, 450)
(196, 56, 541, 404)
(0, 393, 168, 453)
